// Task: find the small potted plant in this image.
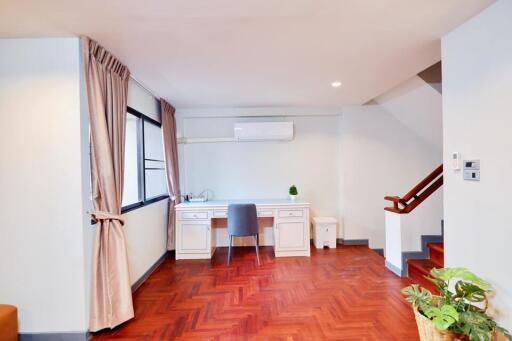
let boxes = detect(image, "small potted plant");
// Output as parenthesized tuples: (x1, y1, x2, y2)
(402, 267, 511, 341)
(288, 185, 298, 201)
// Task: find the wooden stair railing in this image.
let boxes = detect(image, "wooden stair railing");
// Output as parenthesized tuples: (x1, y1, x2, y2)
(384, 164, 443, 214)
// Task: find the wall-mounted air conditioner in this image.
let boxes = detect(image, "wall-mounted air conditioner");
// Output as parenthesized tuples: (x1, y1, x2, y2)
(234, 122, 294, 141)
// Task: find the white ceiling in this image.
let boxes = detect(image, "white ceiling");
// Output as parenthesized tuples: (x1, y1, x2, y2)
(0, 0, 494, 108)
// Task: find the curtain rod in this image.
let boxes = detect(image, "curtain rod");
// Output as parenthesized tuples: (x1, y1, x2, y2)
(129, 75, 161, 101)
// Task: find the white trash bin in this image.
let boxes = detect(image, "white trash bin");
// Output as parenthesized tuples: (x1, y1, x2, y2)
(312, 217, 337, 249)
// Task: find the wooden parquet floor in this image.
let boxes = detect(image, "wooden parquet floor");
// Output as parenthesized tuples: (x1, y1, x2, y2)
(91, 245, 419, 341)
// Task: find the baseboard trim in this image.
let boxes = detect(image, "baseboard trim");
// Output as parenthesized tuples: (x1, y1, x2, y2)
(385, 260, 402, 277)
(19, 332, 89, 341)
(336, 238, 369, 246)
(372, 248, 384, 256)
(131, 251, 171, 293)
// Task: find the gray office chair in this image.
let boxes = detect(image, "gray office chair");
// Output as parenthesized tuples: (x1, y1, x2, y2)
(227, 204, 260, 265)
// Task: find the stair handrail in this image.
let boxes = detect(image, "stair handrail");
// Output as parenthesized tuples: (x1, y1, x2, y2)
(384, 164, 443, 214)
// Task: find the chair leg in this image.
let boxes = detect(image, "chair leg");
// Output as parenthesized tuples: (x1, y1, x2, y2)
(228, 235, 233, 265)
(254, 234, 260, 266)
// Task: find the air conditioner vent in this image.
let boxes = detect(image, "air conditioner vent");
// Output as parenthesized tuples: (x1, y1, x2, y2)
(234, 122, 294, 141)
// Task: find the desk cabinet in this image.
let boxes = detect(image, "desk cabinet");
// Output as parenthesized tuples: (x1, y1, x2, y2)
(176, 220, 213, 259)
(273, 207, 310, 257)
(175, 200, 310, 260)
(275, 222, 307, 250)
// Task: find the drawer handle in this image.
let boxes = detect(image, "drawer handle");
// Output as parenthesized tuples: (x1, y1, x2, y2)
(288, 212, 293, 216)
(193, 214, 198, 218)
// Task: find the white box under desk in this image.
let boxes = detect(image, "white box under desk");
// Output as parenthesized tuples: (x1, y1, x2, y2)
(175, 199, 311, 260)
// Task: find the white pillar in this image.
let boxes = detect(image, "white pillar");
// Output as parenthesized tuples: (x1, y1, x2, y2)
(385, 211, 403, 276)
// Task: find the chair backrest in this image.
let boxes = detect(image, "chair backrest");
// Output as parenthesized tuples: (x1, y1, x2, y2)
(227, 204, 258, 236)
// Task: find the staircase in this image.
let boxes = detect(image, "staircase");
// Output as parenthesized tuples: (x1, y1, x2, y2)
(382, 62, 444, 285)
(384, 165, 444, 280)
(407, 242, 444, 292)
(407, 62, 444, 286)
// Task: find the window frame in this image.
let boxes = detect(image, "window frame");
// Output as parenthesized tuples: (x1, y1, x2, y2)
(121, 106, 169, 214)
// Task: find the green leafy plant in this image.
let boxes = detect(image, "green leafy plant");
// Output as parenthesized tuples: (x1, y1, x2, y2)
(402, 267, 512, 341)
(289, 185, 298, 196)
(424, 305, 459, 330)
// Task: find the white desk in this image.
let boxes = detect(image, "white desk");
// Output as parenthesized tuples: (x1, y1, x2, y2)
(175, 199, 311, 260)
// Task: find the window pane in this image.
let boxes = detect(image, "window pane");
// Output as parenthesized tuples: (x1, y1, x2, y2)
(144, 120, 167, 199)
(144, 122, 164, 161)
(122, 114, 141, 206)
(145, 169, 167, 199)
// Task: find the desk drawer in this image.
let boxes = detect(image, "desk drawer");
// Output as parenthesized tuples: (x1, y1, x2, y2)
(180, 211, 209, 220)
(257, 209, 274, 217)
(213, 210, 274, 218)
(213, 210, 227, 218)
(278, 209, 303, 218)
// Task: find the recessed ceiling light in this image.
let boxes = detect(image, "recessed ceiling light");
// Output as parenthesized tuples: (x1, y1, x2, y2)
(331, 81, 342, 88)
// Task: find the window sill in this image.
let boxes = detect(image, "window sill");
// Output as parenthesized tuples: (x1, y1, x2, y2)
(91, 195, 170, 225)
(121, 195, 169, 214)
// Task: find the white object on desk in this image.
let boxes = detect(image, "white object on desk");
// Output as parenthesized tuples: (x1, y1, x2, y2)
(188, 197, 208, 202)
(312, 217, 337, 249)
(175, 199, 311, 260)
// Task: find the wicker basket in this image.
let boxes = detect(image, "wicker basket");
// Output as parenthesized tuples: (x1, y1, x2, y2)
(413, 307, 466, 341)
(413, 308, 506, 341)
(412, 293, 507, 341)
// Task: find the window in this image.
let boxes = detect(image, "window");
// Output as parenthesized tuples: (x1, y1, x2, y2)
(122, 113, 142, 207)
(122, 107, 168, 212)
(143, 121, 167, 199)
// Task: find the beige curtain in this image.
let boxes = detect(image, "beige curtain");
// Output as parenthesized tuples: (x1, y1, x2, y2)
(161, 99, 181, 250)
(82, 37, 134, 332)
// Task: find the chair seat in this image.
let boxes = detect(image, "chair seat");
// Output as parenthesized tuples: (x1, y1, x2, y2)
(0, 304, 18, 341)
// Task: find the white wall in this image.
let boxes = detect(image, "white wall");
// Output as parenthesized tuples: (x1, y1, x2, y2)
(0, 39, 169, 335)
(79, 39, 96, 335)
(0, 38, 90, 333)
(177, 111, 343, 236)
(340, 105, 442, 249)
(375, 75, 443, 151)
(123, 199, 168, 284)
(442, 0, 512, 329)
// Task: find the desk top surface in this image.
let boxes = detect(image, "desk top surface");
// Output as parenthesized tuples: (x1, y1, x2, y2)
(176, 199, 310, 209)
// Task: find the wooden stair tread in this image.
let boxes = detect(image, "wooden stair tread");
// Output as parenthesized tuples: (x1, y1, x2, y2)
(427, 242, 444, 252)
(407, 259, 437, 276)
(407, 259, 439, 294)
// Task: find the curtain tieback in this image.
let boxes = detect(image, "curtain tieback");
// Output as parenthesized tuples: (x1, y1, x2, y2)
(89, 210, 125, 225)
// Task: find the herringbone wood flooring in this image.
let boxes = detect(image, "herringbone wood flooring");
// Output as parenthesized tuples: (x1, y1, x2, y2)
(91, 245, 419, 340)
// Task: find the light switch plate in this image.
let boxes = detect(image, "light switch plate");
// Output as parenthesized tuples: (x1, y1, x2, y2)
(463, 170, 480, 181)
(463, 160, 480, 170)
